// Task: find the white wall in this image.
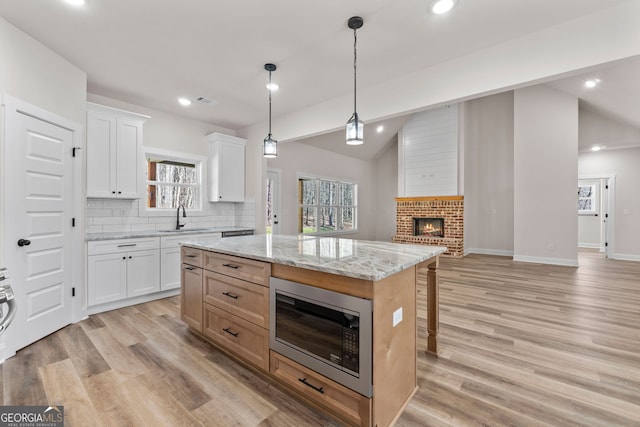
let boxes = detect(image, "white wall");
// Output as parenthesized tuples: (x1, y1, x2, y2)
(266, 142, 376, 240)
(580, 108, 640, 150)
(464, 92, 514, 256)
(514, 86, 579, 266)
(373, 137, 398, 242)
(579, 148, 640, 260)
(400, 106, 458, 197)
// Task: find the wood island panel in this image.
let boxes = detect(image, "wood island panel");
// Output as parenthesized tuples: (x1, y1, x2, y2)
(271, 263, 373, 299)
(180, 263, 202, 332)
(371, 266, 418, 426)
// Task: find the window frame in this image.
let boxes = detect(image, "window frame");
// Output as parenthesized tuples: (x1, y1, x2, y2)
(139, 148, 207, 217)
(297, 173, 358, 236)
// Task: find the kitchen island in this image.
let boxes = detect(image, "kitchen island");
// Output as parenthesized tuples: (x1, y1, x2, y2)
(180, 234, 445, 427)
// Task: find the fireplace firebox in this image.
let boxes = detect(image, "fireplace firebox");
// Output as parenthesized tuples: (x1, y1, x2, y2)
(413, 217, 444, 237)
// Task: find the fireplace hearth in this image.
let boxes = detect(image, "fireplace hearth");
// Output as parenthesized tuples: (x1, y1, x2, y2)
(414, 217, 444, 237)
(393, 196, 464, 257)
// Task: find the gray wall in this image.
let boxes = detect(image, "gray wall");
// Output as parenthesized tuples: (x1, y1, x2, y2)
(463, 92, 514, 256)
(514, 85, 579, 266)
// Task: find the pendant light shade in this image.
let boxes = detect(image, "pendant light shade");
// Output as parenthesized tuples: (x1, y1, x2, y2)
(263, 63, 278, 158)
(346, 16, 364, 146)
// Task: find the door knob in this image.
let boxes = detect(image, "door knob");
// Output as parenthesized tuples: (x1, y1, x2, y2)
(17, 239, 31, 247)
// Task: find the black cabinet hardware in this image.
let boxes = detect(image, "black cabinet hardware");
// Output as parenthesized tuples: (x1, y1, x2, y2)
(17, 239, 31, 247)
(222, 263, 239, 269)
(222, 327, 238, 337)
(118, 244, 137, 247)
(222, 291, 239, 299)
(298, 378, 324, 394)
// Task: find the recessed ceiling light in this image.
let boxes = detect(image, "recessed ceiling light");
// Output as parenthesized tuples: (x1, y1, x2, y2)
(430, 0, 457, 15)
(266, 82, 279, 91)
(591, 145, 602, 152)
(585, 78, 601, 89)
(178, 97, 192, 106)
(376, 125, 384, 133)
(65, 0, 86, 6)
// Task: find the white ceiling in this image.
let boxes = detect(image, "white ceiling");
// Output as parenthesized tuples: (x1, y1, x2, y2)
(1, 0, 638, 158)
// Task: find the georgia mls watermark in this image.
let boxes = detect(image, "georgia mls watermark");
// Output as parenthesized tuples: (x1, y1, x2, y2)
(0, 406, 64, 427)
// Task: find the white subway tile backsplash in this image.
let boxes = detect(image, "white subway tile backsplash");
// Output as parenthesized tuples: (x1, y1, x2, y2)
(86, 198, 256, 233)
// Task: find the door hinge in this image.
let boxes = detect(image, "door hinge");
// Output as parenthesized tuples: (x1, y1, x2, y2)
(605, 185, 609, 190)
(72, 217, 76, 227)
(605, 242, 608, 247)
(605, 213, 609, 218)
(72, 287, 76, 297)
(72, 146, 82, 157)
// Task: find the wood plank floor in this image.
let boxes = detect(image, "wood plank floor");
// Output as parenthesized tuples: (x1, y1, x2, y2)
(2, 250, 639, 426)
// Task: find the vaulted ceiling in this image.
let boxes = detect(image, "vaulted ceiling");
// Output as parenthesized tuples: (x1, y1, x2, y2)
(1, 0, 638, 157)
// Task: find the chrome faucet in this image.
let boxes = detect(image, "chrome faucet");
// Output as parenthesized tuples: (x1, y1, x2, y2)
(176, 204, 186, 230)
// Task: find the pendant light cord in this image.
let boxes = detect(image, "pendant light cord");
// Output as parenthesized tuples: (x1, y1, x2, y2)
(353, 27, 358, 116)
(268, 70, 273, 136)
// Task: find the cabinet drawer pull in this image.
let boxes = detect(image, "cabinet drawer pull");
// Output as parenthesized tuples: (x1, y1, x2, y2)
(222, 291, 239, 299)
(185, 254, 197, 258)
(184, 266, 196, 271)
(222, 327, 239, 337)
(222, 263, 239, 269)
(298, 377, 324, 394)
(118, 243, 137, 247)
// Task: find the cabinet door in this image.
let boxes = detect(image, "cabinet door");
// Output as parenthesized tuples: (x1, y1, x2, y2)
(181, 264, 203, 331)
(88, 253, 127, 305)
(127, 249, 160, 297)
(219, 142, 244, 201)
(209, 138, 245, 202)
(86, 111, 117, 198)
(115, 118, 142, 198)
(161, 247, 181, 290)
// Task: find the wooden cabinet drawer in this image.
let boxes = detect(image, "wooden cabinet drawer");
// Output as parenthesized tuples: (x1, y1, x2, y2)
(181, 246, 202, 268)
(270, 351, 371, 427)
(203, 270, 268, 328)
(203, 304, 268, 371)
(203, 252, 270, 285)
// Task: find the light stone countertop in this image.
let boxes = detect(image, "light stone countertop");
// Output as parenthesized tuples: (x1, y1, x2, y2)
(182, 234, 447, 281)
(86, 226, 254, 241)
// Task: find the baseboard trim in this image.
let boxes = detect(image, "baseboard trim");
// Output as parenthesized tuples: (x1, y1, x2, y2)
(513, 254, 578, 267)
(466, 248, 514, 257)
(611, 253, 640, 262)
(578, 243, 601, 249)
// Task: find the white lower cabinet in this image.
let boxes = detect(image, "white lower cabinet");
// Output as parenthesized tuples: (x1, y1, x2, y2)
(87, 237, 160, 306)
(160, 233, 221, 290)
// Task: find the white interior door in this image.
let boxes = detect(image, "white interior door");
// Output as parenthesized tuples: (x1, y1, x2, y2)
(3, 97, 74, 353)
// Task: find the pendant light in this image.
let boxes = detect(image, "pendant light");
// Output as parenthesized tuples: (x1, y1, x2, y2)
(263, 63, 278, 158)
(346, 16, 364, 145)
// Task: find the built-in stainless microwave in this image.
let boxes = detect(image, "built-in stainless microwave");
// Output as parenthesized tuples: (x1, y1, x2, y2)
(269, 277, 373, 397)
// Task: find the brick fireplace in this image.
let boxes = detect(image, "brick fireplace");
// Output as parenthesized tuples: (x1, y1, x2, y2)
(392, 196, 464, 257)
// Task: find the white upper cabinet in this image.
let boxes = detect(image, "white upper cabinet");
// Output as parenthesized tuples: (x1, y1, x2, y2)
(86, 103, 150, 199)
(207, 132, 246, 202)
